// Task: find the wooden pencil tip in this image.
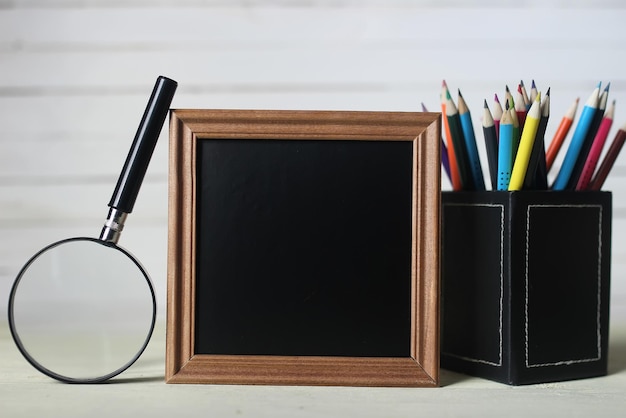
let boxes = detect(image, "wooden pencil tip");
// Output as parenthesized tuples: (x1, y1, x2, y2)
(546, 87, 551, 96)
(442, 79, 448, 87)
(484, 99, 488, 108)
(531, 79, 536, 89)
(458, 88, 463, 97)
(494, 93, 500, 103)
(520, 79, 525, 87)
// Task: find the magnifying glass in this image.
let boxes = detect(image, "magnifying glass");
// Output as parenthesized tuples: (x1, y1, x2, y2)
(8, 76, 178, 383)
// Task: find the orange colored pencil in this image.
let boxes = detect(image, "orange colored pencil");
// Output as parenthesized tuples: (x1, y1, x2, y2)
(441, 80, 462, 190)
(546, 97, 579, 172)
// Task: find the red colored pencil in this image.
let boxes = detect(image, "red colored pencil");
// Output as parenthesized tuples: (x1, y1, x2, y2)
(588, 122, 626, 191)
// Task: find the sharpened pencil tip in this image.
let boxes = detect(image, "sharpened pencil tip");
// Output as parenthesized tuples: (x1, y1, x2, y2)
(458, 88, 463, 98)
(546, 87, 551, 96)
(520, 80, 525, 87)
(442, 79, 448, 87)
(604, 82, 611, 92)
(484, 99, 488, 108)
(531, 79, 536, 89)
(494, 93, 500, 103)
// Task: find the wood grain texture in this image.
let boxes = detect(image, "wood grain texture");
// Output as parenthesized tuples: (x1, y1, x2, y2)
(166, 109, 440, 386)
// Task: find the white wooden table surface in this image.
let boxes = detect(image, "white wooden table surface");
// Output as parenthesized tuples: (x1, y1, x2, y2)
(1, 314, 625, 418)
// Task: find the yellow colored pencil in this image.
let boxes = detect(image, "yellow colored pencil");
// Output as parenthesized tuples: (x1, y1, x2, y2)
(508, 93, 542, 190)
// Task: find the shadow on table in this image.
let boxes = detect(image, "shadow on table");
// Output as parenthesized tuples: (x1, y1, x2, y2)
(108, 375, 164, 384)
(438, 368, 475, 387)
(608, 335, 626, 375)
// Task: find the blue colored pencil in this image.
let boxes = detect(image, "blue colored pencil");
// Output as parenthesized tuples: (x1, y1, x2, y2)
(497, 109, 514, 190)
(552, 83, 601, 190)
(457, 89, 485, 190)
(566, 82, 610, 189)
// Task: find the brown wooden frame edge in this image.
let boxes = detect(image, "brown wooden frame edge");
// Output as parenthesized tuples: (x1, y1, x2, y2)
(166, 109, 441, 387)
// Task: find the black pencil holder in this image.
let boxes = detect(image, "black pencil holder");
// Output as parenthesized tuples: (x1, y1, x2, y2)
(441, 191, 612, 385)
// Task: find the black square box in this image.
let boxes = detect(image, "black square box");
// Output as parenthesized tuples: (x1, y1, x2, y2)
(441, 191, 612, 385)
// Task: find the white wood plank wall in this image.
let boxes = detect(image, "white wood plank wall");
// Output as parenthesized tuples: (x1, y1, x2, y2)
(2, 0, 626, 320)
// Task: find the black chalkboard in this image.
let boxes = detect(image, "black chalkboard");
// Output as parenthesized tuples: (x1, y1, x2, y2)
(194, 139, 413, 357)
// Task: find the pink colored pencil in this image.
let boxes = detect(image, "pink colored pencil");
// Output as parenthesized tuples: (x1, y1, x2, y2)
(589, 123, 626, 190)
(515, 84, 527, 130)
(576, 100, 616, 190)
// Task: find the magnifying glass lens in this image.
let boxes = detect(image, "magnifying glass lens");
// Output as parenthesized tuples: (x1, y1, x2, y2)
(9, 238, 156, 382)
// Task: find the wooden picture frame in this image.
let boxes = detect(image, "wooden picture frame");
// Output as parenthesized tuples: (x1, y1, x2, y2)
(166, 109, 441, 387)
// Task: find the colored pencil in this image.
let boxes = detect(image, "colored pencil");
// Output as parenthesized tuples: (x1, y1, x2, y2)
(446, 88, 473, 190)
(504, 85, 514, 110)
(515, 84, 527, 131)
(588, 123, 626, 191)
(546, 97, 579, 171)
(441, 81, 462, 191)
(458, 89, 485, 190)
(497, 109, 514, 190)
(493, 94, 503, 140)
(509, 93, 542, 190)
(552, 83, 601, 190)
(520, 80, 531, 110)
(516, 84, 529, 126)
(509, 105, 520, 160)
(529, 80, 538, 105)
(566, 82, 610, 189)
(576, 100, 615, 190)
(423, 102, 452, 184)
(482, 99, 499, 190)
(505, 85, 516, 142)
(524, 87, 550, 190)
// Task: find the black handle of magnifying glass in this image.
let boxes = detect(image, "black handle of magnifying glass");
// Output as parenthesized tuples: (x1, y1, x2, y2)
(108, 76, 178, 213)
